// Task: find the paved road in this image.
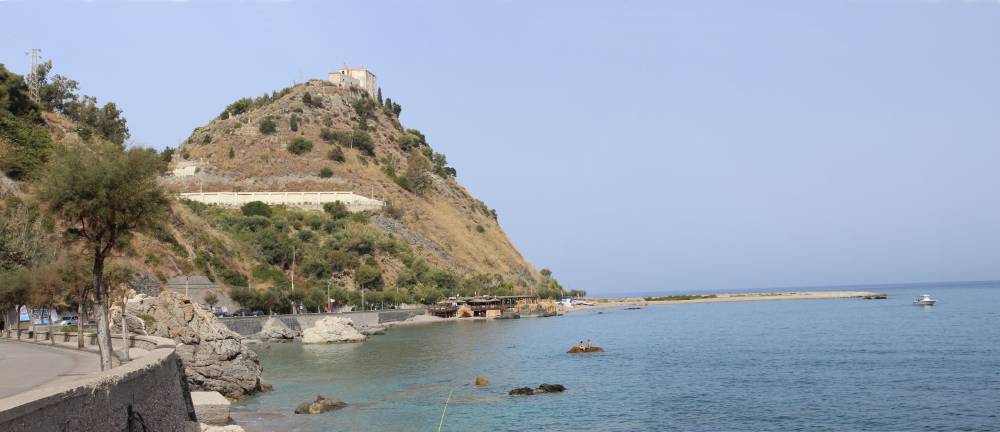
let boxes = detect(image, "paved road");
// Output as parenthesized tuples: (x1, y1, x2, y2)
(0, 339, 100, 399)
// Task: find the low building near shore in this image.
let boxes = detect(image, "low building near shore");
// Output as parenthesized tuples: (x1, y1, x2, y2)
(427, 295, 537, 318)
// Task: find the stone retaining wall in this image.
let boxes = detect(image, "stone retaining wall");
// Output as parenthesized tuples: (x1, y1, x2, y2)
(218, 309, 425, 336)
(0, 333, 197, 431)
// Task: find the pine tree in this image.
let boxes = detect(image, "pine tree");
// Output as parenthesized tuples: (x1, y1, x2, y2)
(377, 88, 383, 106)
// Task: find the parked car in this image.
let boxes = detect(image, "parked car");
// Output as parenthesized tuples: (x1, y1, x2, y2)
(212, 311, 232, 318)
(57, 316, 79, 326)
(233, 309, 252, 317)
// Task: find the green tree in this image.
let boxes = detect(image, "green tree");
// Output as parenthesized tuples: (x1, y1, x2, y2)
(259, 117, 277, 134)
(287, 137, 313, 155)
(327, 146, 345, 162)
(204, 291, 219, 309)
(38, 143, 168, 370)
(349, 129, 374, 156)
(241, 201, 272, 218)
(323, 201, 349, 219)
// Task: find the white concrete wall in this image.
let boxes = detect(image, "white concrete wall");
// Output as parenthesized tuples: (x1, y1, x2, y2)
(179, 191, 384, 212)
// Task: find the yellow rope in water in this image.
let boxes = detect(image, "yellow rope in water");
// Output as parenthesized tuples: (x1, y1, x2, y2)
(436, 387, 456, 432)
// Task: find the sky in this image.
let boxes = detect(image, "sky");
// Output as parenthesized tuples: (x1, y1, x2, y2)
(2, 0, 998, 295)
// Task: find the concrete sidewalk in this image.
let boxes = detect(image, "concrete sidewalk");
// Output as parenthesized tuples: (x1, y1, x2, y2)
(0, 339, 100, 399)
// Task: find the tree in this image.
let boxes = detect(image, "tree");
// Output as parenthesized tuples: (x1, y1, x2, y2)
(376, 88, 383, 106)
(241, 201, 272, 218)
(38, 143, 168, 370)
(204, 291, 219, 309)
(402, 152, 433, 195)
(286, 137, 313, 155)
(0, 269, 29, 340)
(259, 117, 277, 134)
(327, 146, 345, 162)
(323, 201, 349, 219)
(349, 129, 374, 156)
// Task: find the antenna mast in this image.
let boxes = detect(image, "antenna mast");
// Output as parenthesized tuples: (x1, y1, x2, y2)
(26, 48, 42, 102)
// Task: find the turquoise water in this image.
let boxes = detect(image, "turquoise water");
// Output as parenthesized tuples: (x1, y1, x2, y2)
(233, 282, 1000, 431)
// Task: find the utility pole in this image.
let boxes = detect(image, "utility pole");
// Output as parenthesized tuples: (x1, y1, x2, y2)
(25, 48, 41, 102)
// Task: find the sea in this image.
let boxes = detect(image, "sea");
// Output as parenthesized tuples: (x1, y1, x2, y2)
(232, 281, 1000, 431)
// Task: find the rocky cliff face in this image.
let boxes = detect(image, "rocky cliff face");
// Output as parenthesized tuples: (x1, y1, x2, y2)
(167, 80, 538, 286)
(120, 291, 264, 399)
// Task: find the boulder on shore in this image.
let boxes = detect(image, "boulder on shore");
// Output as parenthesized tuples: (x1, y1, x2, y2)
(509, 383, 566, 396)
(258, 317, 299, 342)
(294, 395, 347, 414)
(359, 325, 386, 336)
(120, 291, 265, 399)
(301, 316, 367, 344)
(567, 346, 605, 354)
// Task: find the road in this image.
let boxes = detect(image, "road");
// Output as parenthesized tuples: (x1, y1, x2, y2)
(0, 339, 100, 399)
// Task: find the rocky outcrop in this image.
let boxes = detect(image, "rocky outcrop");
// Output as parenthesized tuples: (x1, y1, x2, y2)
(301, 316, 367, 344)
(120, 291, 264, 399)
(509, 384, 566, 396)
(294, 395, 347, 415)
(258, 317, 299, 342)
(567, 346, 605, 353)
(359, 325, 386, 336)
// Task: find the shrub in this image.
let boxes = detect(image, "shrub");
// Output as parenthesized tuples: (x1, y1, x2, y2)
(286, 137, 313, 155)
(228, 147, 235, 159)
(475, 224, 485, 233)
(327, 146, 345, 162)
(227, 98, 253, 116)
(0, 113, 53, 180)
(302, 91, 323, 108)
(259, 117, 277, 134)
(201, 134, 211, 144)
(319, 167, 333, 178)
(350, 129, 374, 156)
(323, 201, 349, 219)
(241, 201, 272, 217)
(289, 115, 299, 132)
(322, 116, 333, 127)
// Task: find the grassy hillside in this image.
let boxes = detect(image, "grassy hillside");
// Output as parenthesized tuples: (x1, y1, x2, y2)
(168, 80, 542, 288)
(2, 64, 574, 312)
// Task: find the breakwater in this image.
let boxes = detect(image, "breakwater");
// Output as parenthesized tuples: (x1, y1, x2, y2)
(218, 309, 425, 336)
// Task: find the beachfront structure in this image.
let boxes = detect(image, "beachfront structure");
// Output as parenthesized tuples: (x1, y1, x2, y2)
(178, 191, 384, 212)
(328, 65, 377, 99)
(428, 295, 538, 318)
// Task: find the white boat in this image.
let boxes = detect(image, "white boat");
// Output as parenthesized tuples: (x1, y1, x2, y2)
(912, 294, 936, 306)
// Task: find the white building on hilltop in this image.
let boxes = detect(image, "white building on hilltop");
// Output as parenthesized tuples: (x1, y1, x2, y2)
(328, 65, 377, 99)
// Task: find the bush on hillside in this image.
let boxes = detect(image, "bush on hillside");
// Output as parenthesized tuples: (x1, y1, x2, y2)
(319, 167, 333, 178)
(349, 129, 374, 156)
(323, 201, 349, 219)
(289, 115, 299, 132)
(259, 117, 277, 134)
(286, 137, 313, 155)
(241, 201, 272, 218)
(327, 146, 345, 162)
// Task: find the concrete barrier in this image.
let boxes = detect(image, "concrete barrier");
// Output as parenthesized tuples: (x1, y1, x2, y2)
(218, 309, 425, 337)
(0, 333, 197, 432)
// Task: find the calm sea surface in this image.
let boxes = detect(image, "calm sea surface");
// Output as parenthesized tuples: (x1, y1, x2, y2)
(233, 282, 1000, 431)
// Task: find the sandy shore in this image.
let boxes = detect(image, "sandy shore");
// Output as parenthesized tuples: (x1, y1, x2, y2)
(565, 290, 886, 313)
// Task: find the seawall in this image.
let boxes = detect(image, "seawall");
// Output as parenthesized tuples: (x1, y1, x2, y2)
(219, 309, 425, 336)
(0, 332, 197, 432)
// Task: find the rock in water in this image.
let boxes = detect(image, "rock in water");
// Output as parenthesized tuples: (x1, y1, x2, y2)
(475, 376, 490, 386)
(258, 317, 299, 342)
(301, 316, 367, 344)
(125, 291, 264, 399)
(294, 395, 347, 414)
(509, 383, 567, 396)
(567, 346, 605, 354)
(538, 383, 566, 393)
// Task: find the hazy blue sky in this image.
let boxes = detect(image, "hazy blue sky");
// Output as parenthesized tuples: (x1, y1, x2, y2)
(2, 1, 998, 295)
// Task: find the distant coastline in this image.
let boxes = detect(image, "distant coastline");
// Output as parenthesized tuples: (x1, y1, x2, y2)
(567, 290, 886, 313)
